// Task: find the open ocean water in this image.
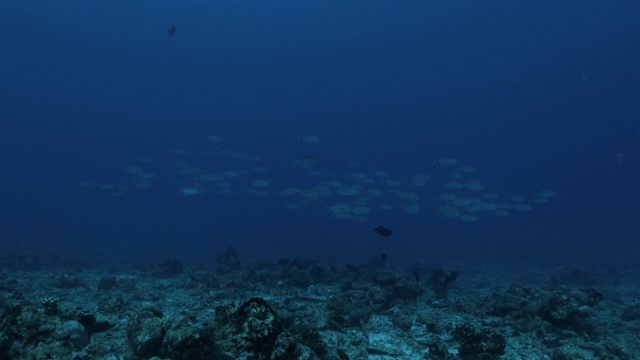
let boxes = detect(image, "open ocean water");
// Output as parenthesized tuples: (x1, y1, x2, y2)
(1, 1, 640, 359)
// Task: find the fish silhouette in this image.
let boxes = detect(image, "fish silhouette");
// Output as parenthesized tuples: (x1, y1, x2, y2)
(374, 226, 393, 237)
(168, 25, 176, 37)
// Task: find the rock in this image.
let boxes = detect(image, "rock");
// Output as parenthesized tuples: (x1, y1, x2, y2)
(50, 275, 89, 289)
(453, 323, 506, 360)
(211, 297, 283, 357)
(54, 320, 89, 349)
(621, 305, 640, 321)
(163, 318, 229, 360)
(277, 343, 320, 360)
(291, 269, 312, 287)
(0, 330, 13, 354)
(393, 282, 423, 301)
(216, 247, 242, 271)
(537, 288, 603, 332)
(327, 290, 375, 327)
(210, 298, 283, 358)
(281, 321, 328, 358)
(372, 271, 401, 286)
(153, 258, 184, 278)
(307, 264, 325, 282)
(490, 283, 538, 317)
(97, 276, 118, 291)
(238, 298, 283, 351)
(127, 309, 166, 357)
(430, 268, 460, 298)
(78, 313, 114, 335)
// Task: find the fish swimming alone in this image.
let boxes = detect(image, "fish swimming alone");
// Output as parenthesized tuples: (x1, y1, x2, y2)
(374, 226, 393, 237)
(168, 25, 177, 37)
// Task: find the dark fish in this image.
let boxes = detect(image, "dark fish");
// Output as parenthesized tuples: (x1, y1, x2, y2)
(380, 253, 388, 261)
(374, 225, 393, 237)
(168, 25, 177, 37)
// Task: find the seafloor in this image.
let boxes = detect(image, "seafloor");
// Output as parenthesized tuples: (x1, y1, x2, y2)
(1, 249, 639, 360)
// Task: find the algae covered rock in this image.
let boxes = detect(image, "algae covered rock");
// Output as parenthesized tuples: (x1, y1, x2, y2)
(453, 323, 506, 360)
(127, 308, 166, 357)
(291, 269, 312, 287)
(430, 268, 460, 298)
(272, 321, 328, 360)
(372, 271, 401, 286)
(97, 276, 118, 291)
(621, 305, 640, 321)
(53, 320, 89, 349)
(490, 283, 539, 317)
(276, 343, 320, 360)
(0, 330, 12, 355)
(537, 288, 603, 332)
(163, 318, 230, 360)
(327, 290, 375, 327)
(211, 297, 283, 357)
(238, 297, 283, 351)
(392, 281, 423, 302)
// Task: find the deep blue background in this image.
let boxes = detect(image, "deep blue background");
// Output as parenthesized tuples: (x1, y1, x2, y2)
(1, 0, 639, 266)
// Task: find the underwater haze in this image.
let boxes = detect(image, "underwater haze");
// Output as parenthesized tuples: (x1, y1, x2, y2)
(1, 0, 639, 267)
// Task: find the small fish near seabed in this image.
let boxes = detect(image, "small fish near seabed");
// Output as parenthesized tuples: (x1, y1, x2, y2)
(168, 25, 177, 37)
(374, 225, 393, 237)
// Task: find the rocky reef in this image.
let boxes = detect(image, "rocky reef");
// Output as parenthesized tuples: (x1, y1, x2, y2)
(0, 251, 639, 359)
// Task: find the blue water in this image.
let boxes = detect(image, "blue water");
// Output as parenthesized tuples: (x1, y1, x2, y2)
(1, 0, 639, 266)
